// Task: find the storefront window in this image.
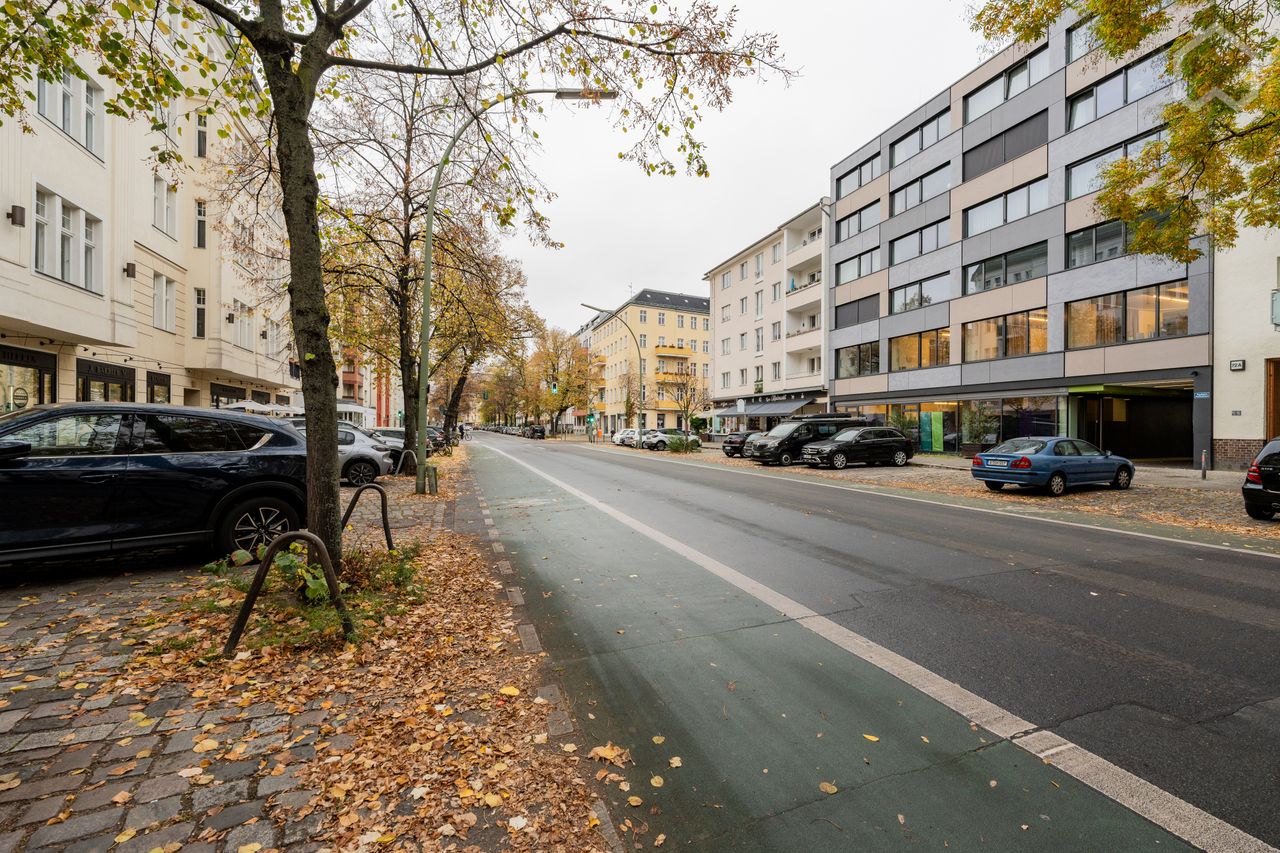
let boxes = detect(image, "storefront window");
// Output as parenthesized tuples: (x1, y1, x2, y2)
(76, 358, 134, 403)
(1001, 396, 1058, 440)
(961, 399, 1001, 449)
(918, 402, 958, 452)
(147, 371, 171, 404)
(1, 346, 57, 412)
(835, 404, 887, 426)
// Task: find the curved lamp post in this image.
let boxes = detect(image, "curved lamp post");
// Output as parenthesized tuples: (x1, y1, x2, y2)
(581, 301, 645, 442)
(414, 88, 617, 494)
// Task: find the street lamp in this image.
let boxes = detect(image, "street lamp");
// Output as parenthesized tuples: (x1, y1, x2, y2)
(413, 88, 617, 494)
(581, 302, 645, 442)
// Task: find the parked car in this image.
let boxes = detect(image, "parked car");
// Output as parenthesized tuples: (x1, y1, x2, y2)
(613, 428, 637, 447)
(522, 425, 546, 439)
(802, 426, 913, 469)
(0, 403, 308, 562)
(297, 425, 393, 485)
(1243, 438, 1280, 520)
(641, 428, 701, 451)
(720, 431, 756, 457)
(971, 437, 1134, 496)
(743, 416, 861, 466)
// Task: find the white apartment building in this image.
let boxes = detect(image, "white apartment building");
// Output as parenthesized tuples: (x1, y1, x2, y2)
(706, 202, 831, 431)
(0, 50, 299, 414)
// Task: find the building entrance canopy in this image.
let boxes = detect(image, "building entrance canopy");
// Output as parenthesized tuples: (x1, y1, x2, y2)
(713, 398, 813, 418)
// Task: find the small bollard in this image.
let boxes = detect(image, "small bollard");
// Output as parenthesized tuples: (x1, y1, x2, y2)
(427, 465, 439, 495)
(1201, 448, 1208, 480)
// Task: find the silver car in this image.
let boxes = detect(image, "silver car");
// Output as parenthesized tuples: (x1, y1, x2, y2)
(297, 425, 393, 485)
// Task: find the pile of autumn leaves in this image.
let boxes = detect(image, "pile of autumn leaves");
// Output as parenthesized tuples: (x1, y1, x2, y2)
(118, 478, 627, 851)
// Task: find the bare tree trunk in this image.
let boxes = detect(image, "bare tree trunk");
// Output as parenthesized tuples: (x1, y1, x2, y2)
(264, 57, 343, 563)
(396, 280, 419, 463)
(442, 360, 476, 436)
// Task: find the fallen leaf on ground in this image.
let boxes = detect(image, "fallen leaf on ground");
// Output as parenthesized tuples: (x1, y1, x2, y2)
(498, 685, 520, 697)
(561, 743, 577, 753)
(114, 829, 136, 843)
(650, 776, 664, 788)
(192, 739, 218, 753)
(862, 734, 880, 742)
(655, 834, 666, 847)
(668, 756, 682, 768)
(651, 736, 665, 744)
(819, 782, 837, 794)
(627, 796, 643, 807)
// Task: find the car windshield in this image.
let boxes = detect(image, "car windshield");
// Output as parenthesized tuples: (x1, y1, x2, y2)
(832, 428, 863, 441)
(767, 422, 799, 438)
(990, 438, 1046, 455)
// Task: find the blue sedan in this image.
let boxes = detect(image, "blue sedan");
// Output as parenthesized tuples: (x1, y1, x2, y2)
(971, 437, 1135, 496)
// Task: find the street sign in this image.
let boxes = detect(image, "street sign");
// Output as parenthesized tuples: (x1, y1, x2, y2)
(1194, 391, 1210, 399)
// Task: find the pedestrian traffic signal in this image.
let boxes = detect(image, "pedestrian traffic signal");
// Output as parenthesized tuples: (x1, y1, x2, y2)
(551, 381, 558, 395)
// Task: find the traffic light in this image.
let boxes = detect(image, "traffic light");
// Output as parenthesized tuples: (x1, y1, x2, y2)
(550, 381, 558, 395)
(586, 413, 594, 424)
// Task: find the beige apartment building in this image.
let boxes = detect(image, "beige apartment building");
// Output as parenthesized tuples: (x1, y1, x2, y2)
(584, 289, 711, 435)
(0, 48, 299, 414)
(705, 202, 831, 431)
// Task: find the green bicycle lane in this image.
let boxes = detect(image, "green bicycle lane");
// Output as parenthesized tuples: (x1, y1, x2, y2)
(469, 443, 1191, 851)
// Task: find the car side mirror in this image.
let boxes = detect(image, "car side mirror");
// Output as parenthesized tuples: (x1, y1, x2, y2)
(1104, 450, 1112, 457)
(0, 440, 32, 461)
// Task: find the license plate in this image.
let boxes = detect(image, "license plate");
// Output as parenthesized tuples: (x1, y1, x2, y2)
(985, 459, 1009, 468)
(744, 448, 755, 457)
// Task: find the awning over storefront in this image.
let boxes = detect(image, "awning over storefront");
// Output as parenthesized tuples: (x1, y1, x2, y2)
(713, 398, 814, 418)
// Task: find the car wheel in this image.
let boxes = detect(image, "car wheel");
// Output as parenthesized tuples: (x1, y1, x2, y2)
(831, 452, 848, 470)
(1111, 466, 1133, 490)
(778, 452, 794, 466)
(723, 449, 736, 457)
(344, 459, 378, 485)
(655, 442, 666, 451)
(1047, 471, 1067, 497)
(1246, 505, 1276, 521)
(984, 481, 1004, 492)
(891, 450, 909, 467)
(217, 496, 299, 556)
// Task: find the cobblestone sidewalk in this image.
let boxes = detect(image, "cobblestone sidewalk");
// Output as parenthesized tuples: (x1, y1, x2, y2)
(0, 477, 446, 852)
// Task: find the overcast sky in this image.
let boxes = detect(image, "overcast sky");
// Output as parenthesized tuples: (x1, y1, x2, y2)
(499, 1, 991, 332)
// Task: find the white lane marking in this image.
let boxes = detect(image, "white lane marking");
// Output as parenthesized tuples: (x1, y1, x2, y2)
(568, 442, 1278, 562)
(481, 441, 1274, 853)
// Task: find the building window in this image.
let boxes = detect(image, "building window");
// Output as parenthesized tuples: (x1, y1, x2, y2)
(1066, 220, 1129, 269)
(639, 333, 647, 347)
(37, 72, 103, 156)
(194, 288, 206, 338)
(963, 111, 1048, 181)
(33, 188, 100, 291)
(83, 83, 99, 154)
(834, 294, 879, 329)
(639, 309, 647, 323)
(835, 247, 882, 284)
(82, 218, 96, 292)
(890, 274, 950, 314)
(889, 329, 951, 371)
(890, 110, 951, 166)
(720, 371, 730, 389)
(59, 204, 74, 282)
(964, 242, 1049, 294)
(196, 114, 208, 157)
(657, 312, 666, 326)
(676, 338, 684, 349)
(963, 308, 1049, 362)
(739, 332, 747, 351)
(836, 201, 881, 242)
(739, 262, 747, 280)
(771, 321, 781, 341)
(195, 201, 207, 248)
(152, 274, 176, 332)
(153, 177, 176, 237)
(771, 242, 781, 263)
(703, 318, 709, 331)
(965, 47, 1050, 123)
(1066, 128, 1166, 200)
(754, 365, 764, 384)
(677, 314, 685, 329)
(720, 272, 730, 290)
(721, 305, 730, 322)
(835, 342, 880, 378)
(233, 299, 254, 349)
(721, 338, 730, 355)
(889, 219, 948, 265)
(755, 253, 764, 277)
(739, 297, 747, 315)
(1067, 46, 1173, 131)
(33, 191, 48, 274)
(963, 177, 1049, 237)
(892, 165, 952, 215)
(703, 340, 709, 353)
(1067, 19, 1099, 63)
(1066, 281, 1188, 348)
(771, 282, 781, 301)
(146, 371, 171, 404)
(836, 153, 883, 199)
(771, 361, 781, 380)
(754, 327, 764, 352)
(738, 368, 747, 386)
(657, 336, 665, 346)
(754, 290, 763, 317)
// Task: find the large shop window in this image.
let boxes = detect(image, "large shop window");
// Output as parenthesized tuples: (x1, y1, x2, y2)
(146, 371, 171, 404)
(76, 358, 135, 402)
(835, 342, 880, 378)
(964, 242, 1048, 295)
(962, 308, 1049, 362)
(1066, 281, 1189, 348)
(0, 345, 57, 412)
(889, 328, 950, 372)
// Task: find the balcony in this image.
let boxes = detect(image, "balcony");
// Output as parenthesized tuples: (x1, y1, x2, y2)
(655, 371, 695, 384)
(754, 380, 764, 394)
(786, 278, 820, 297)
(785, 326, 819, 339)
(653, 345, 691, 358)
(785, 371, 822, 382)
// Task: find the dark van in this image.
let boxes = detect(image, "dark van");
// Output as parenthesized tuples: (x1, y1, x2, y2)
(742, 415, 862, 466)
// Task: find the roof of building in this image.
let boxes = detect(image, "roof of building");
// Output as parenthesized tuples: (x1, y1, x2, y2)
(628, 289, 710, 312)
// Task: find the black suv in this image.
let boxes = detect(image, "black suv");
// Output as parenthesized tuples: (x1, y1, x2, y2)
(1244, 438, 1280, 520)
(743, 416, 861, 466)
(0, 403, 307, 563)
(802, 426, 914, 469)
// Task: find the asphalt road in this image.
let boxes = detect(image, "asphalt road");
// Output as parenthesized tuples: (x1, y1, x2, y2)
(468, 433, 1279, 851)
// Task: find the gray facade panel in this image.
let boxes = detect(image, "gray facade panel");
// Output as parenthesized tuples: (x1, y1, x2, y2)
(1047, 302, 1065, 352)
(888, 364, 964, 392)
(924, 301, 952, 330)
(889, 246, 962, 289)
(882, 194, 951, 243)
(832, 225, 881, 261)
(1049, 104, 1141, 171)
(890, 132, 961, 189)
(1188, 271, 1211, 335)
(1049, 256, 1141, 303)
(962, 206, 1063, 265)
(1134, 253, 1189, 287)
(880, 309, 933, 340)
(985, 352, 1064, 383)
(829, 319, 878, 351)
(961, 362, 992, 386)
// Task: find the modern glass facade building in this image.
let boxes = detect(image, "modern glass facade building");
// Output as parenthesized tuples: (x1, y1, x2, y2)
(823, 10, 1229, 462)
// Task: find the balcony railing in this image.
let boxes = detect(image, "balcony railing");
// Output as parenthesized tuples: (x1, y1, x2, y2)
(786, 278, 820, 296)
(785, 326, 819, 339)
(753, 380, 764, 393)
(653, 345, 691, 358)
(786, 371, 822, 381)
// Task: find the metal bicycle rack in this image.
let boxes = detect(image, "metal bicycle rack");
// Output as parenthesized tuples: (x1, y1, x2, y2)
(222, 530, 356, 657)
(340, 482, 395, 551)
(393, 449, 418, 476)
